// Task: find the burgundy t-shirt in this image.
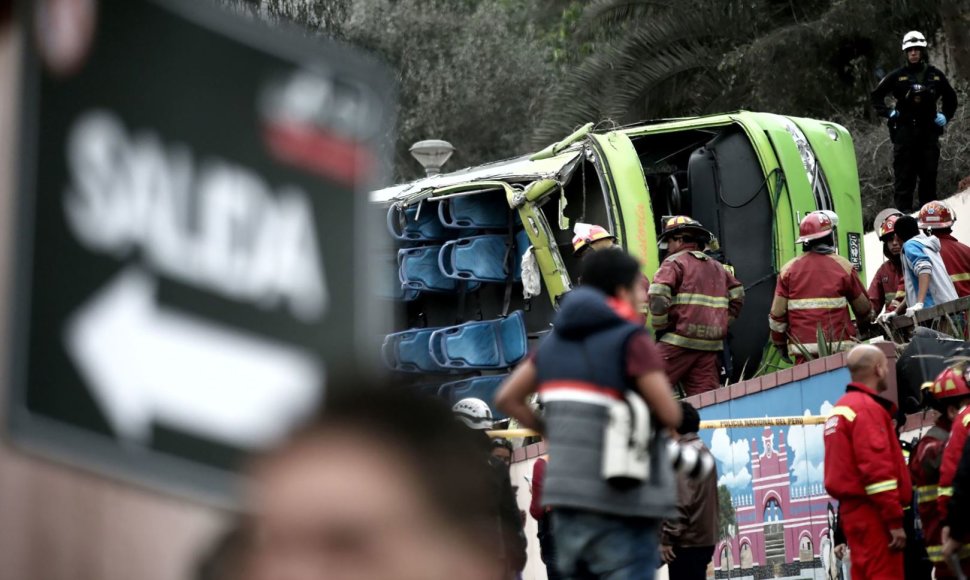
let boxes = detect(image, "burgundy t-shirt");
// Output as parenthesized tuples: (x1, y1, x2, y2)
(625, 331, 665, 377)
(529, 330, 664, 379)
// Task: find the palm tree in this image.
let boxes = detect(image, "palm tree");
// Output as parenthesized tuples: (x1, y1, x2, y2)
(532, 0, 945, 146)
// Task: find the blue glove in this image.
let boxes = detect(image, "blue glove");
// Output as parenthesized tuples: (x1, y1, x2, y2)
(935, 112, 947, 126)
(889, 109, 899, 119)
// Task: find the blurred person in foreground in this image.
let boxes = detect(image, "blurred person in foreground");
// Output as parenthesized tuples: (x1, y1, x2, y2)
(243, 387, 507, 580)
(497, 248, 682, 580)
(660, 401, 719, 580)
(823, 345, 913, 580)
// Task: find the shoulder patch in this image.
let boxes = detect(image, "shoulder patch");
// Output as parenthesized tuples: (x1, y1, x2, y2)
(899, 75, 909, 81)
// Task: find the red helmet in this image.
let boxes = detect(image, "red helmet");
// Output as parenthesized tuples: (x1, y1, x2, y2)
(918, 201, 955, 229)
(796, 212, 834, 244)
(927, 366, 970, 402)
(878, 214, 902, 240)
(572, 223, 616, 255)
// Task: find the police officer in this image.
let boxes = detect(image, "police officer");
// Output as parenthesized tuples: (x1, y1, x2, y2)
(871, 31, 958, 212)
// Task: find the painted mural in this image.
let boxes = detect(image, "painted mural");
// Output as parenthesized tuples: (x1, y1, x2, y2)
(697, 366, 851, 580)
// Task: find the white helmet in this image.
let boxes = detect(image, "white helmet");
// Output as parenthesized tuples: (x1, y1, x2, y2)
(452, 398, 493, 430)
(902, 31, 928, 51)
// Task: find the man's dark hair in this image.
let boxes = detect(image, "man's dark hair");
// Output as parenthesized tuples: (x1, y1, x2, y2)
(491, 437, 513, 453)
(578, 248, 641, 297)
(677, 401, 701, 435)
(895, 215, 921, 242)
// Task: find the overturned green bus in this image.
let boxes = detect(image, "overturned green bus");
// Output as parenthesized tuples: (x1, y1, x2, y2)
(373, 112, 865, 400)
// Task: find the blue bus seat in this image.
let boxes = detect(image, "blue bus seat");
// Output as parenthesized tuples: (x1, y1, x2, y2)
(381, 327, 446, 373)
(399, 246, 481, 293)
(387, 203, 449, 242)
(438, 230, 529, 283)
(438, 194, 510, 229)
(428, 311, 527, 370)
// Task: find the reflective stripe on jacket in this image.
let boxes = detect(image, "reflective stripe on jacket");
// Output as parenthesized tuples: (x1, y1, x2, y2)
(911, 424, 950, 561)
(938, 233, 970, 297)
(868, 260, 903, 314)
(649, 249, 743, 352)
(769, 252, 871, 356)
(823, 383, 912, 530)
(939, 407, 970, 522)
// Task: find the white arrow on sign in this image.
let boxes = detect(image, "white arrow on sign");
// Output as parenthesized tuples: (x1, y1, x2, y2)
(64, 268, 323, 449)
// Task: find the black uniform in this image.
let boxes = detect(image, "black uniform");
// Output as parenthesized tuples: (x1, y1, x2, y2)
(871, 61, 958, 212)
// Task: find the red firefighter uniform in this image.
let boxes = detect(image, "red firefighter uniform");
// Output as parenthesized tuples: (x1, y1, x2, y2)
(868, 260, 904, 314)
(824, 382, 912, 580)
(649, 217, 744, 396)
(910, 420, 956, 577)
(769, 252, 871, 359)
(938, 405, 970, 569)
(938, 233, 970, 297)
(918, 201, 970, 297)
(869, 212, 905, 314)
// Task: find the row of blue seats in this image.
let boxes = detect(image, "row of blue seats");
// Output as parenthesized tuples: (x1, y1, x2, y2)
(387, 196, 511, 242)
(378, 229, 529, 301)
(382, 310, 527, 373)
(397, 230, 530, 294)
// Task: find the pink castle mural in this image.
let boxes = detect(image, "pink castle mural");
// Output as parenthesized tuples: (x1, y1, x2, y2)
(712, 425, 835, 579)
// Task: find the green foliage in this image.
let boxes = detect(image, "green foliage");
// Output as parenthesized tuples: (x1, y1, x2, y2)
(717, 484, 736, 539)
(344, 0, 556, 180)
(233, 0, 969, 196)
(533, 0, 969, 203)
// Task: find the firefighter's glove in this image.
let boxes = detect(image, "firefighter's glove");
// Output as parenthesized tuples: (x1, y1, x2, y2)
(876, 311, 897, 324)
(907, 302, 924, 316)
(935, 113, 947, 127)
(889, 109, 899, 119)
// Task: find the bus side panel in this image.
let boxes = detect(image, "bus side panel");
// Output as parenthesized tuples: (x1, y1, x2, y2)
(587, 132, 659, 277)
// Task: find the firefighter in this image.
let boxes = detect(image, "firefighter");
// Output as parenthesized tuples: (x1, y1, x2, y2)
(571, 223, 617, 257)
(870, 211, 906, 321)
(573, 222, 650, 315)
(871, 31, 958, 212)
(914, 367, 970, 577)
(648, 216, 744, 396)
(769, 212, 872, 363)
(824, 344, 912, 580)
(935, 365, 970, 575)
(918, 201, 970, 297)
